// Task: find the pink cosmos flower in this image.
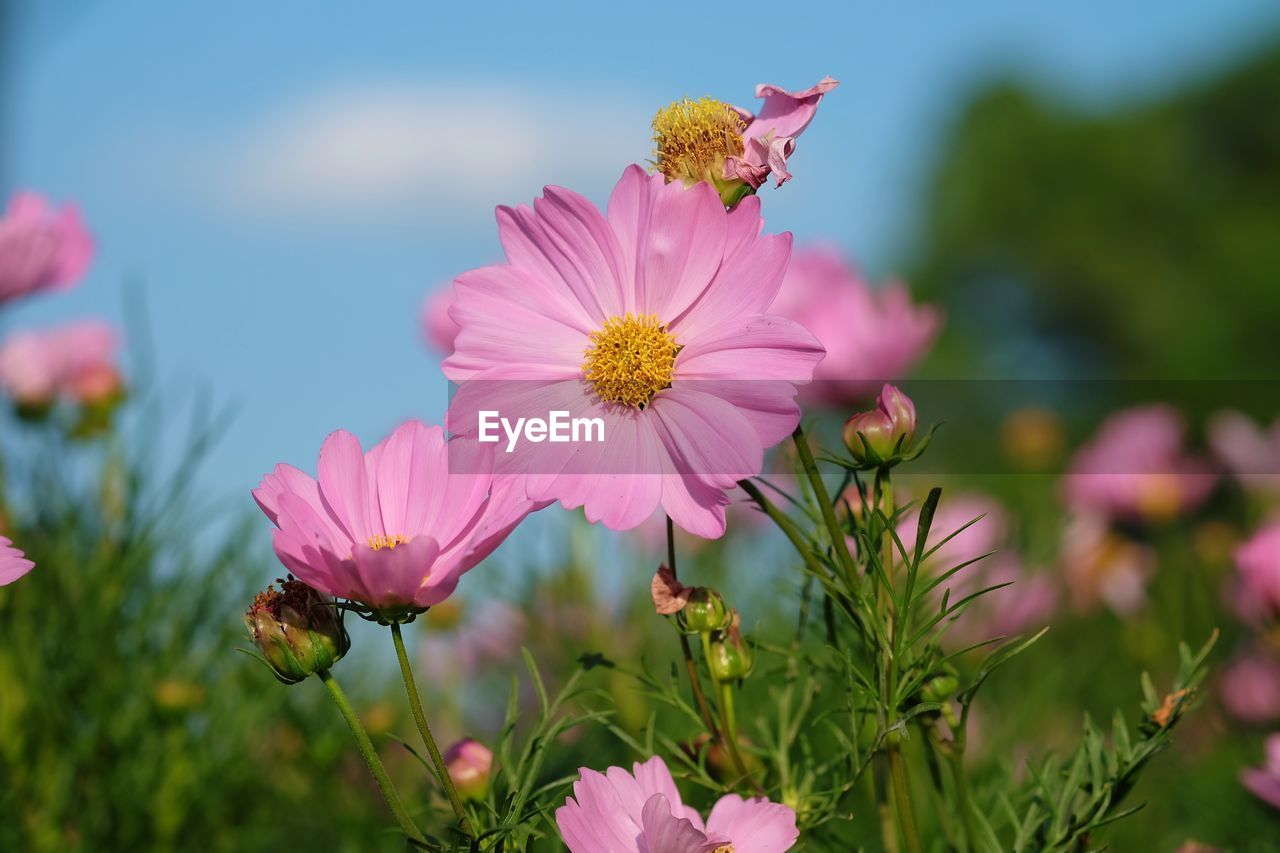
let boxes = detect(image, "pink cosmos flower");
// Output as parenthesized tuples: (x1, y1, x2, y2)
(1242, 733, 1280, 810)
(1061, 405, 1216, 524)
(0, 191, 94, 305)
(1209, 411, 1280, 497)
(0, 535, 35, 586)
(1221, 653, 1280, 724)
(253, 421, 545, 612)
(556, 755, 798, 852)
(0, 320, 121, 407)
(725, 77, 839, 189)
(1059, 514, 1156, 616)
(770, 246, 940, 403)
(1234, 520, 1280, 625)
(421, 285, 460, 356)
(443, 166, 824, 538)
(444, 738, 493, 801)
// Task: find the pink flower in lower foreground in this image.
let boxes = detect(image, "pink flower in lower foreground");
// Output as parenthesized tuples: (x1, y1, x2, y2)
(443, 166, 824, 538)
(253, 421, 545, 612)
(771, 246, 940, 403)
(556, 756, 798, 852)
(1061, 405, 1216, 524)
(421, 284, 460, 356)
(0, 191, 94, 305)
(1234, 521, 1280, 625)
(0, 320, 121, 407)
(0, 535, 35, 585)
(1242, 733, 1280, 809)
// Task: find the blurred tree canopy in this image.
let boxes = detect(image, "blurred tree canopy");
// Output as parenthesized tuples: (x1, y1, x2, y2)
(909, 39, 1280, 401)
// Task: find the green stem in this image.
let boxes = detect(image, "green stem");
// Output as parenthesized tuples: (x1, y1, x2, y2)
(390, 621, 475, 838)
(700, 632, 760, 793)
(668, 516, 721, 740)
(947, 706, 980, 852)
(318, 669, 424, 844)
(888, 742, 924, 853)
(791, 424, 859, 586)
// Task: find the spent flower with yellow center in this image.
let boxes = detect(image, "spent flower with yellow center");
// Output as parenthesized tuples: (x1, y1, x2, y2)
(582, 313, 678, 408)
(652, 97, 753, 206)
(245, 577, 350, 684)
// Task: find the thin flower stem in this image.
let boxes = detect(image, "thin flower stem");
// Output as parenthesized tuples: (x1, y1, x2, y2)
(389, 621, 476, 839)
(668, 516, 722, 740)
(700, 631, 761, 794)
(888, 743, 925, 853)
(318, 669, 425, 844)
(791, 424, 859, 587)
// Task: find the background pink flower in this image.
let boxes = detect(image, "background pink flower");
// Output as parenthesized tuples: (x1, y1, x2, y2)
(0, 191, 94, 305)
(0, 320, 120, 407)
(1242, 734, 1280, 810)
(725, 77, 839, 189)
(556, 755, 798, 852)
(1062, 405, 1216, 524)
(421, 285, 460, 356)
(1209, 410, 1280, 497)
(771, 246, 940, 404)
(0, 535, 35, 586)
(1059, 514, 1156, 616)
(1221, 653, 1280, 724)
(443, 166, 824, 538)
(254, 421, 545, 611)
(1234, 520, 1280, 625)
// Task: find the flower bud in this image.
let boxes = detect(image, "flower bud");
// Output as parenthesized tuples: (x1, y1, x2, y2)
(681, 587, 731, 633)
(707, 613, 753, 681)
(245, 577, 350, 684)
(444, 738, 493, 802)
(843, 384, 917, 464)
(920, 668, 960, 703)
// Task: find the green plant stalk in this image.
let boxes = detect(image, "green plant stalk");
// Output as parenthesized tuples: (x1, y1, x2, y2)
(668, 515, 721, 739)
(700, 631, 759, 792)
(389, 621, 476, 839)
(944, 711, 979, 853)
(791, 425, 859, 587)
(318, 669, 425, 844)
(887, 742, 924, 853)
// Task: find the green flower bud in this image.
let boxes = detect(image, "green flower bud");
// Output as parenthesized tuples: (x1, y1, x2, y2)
(707, 613, 754, 681)
(921, 672, 960, 703)
(681, 587, 731, 633)
(245, 577, 350, 684)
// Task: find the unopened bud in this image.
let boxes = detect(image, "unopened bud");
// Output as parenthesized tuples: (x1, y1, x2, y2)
(707, 612, 753, 681)
(445, 738, 493, 802)
(682, 587, 731, 633)
(843, 384, 917, 465)
(245, 577, 350, 684)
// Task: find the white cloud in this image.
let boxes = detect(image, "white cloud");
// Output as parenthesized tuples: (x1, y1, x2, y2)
(203, 81, 653, 227)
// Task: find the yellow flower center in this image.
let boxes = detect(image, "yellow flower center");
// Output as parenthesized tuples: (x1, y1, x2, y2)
(652, 97, 746, 183)
(709, 846, 735, 853)
(367, 534, 408, 551)
(582, 313, 679, 408)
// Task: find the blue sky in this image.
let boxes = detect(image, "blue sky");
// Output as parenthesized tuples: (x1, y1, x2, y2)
(4, 0, 1279, 505)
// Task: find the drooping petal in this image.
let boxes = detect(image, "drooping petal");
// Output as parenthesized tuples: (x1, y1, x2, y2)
(638, 795, 717, 853)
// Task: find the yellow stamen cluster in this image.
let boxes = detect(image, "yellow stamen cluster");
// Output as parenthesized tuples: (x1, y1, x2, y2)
(582, 313, 679, 408)
(652, 97, 746, 183)
(709, 845, 735, 853)
(367, 534, 408, 551)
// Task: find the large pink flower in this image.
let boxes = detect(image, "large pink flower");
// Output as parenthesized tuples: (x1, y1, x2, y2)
(0, 320, 121, 407)
(0, 535, 35, 586)
(253, 421, 545, 612)
(771, 246, 939, 403)
(725, 78, 839, 189)
(1061, 405, 1216, 524)
(0, 191, 94, 305)
(443, 166, 824, 538)
(556, 756, 798, 853)
(1242, 734, 1280, 810)
(1235, 520, 1280, 625)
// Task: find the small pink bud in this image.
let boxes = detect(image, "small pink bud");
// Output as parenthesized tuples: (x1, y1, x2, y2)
(445, 738, 493, 802)
(843, 384, 917, 463)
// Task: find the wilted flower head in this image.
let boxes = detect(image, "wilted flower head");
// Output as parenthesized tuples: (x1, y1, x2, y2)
(0, 320, 122, 409)
(421, 285, 460, 357)
(444, 738, 493, 802)
(0, 535, 35, 586)
(1242, 733, 1280, 810)
(0, 191, 93, 306)
(1061, 405, 1216, 524)
(245, 577, 350, 684)
(770, 246, 939, 403)
(1234, 520, 1280, 626)
(1060, 515, 1156, 616)
(253, 421, 545, 617)
(556, 755, 797, 852)
(843, 384, 917, 464)
(1221, 652, 1280, 725)
(1209, 410, 1280, 497)
(652, 77, 837, 204)
(444, 165, 823, 538)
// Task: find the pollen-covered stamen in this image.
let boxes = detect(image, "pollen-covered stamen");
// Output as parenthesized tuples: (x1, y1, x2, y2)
(652, 97, 746, 182)
(582, 313, 679, 408)
(367, 534, 409, 551)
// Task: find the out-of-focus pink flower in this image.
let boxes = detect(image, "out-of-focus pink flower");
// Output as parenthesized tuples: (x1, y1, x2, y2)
(421, 285, 460, 356)
(444, 738, 493, 802)
(1060, 514, 1156, 616)
(422, 599, 527, 684)
(1242, 733, 1280, 810)
(770, 246, 939, 403)
(0, 192, 93, 306)
(444, 165, 823, 538)
(1209, 411, 1280, 497)
(1235, 521, 1280, 625)
(1062, 405, 1216, 524)
(843, 384, 917, 463)
(0, 320, 121, 407)
(725, 77, 839, 189)
(0, 535, 35, 586)
(904, 492, 1056, 642)
(556, 755, 798, 852)
(1221, 653, 1280, 724)
(253, 421, 546, 613)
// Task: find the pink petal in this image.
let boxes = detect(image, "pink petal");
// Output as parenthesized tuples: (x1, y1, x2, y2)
(676, 315, 825, 384)
(349, 535, 441, 609)
(0, 536, 35, 586)
(639, 795, 717, 853)
(745, 77, 839, 142)
(704, 794, 799, 853)
(671, 228, 792, 340)
(316, 430, 374, 544)
(560, 768, 645, 852)
(649, 387, 764, 490)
